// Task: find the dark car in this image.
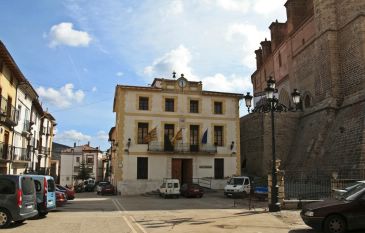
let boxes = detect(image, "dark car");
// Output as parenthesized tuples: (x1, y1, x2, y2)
(100, 184, 115, 195)
(301, 182, 365, 233)
(0, 175, 38, 228)
(56, 184, 75, 200)
(96, 181, 110, 195)
(180, 183, 204, 198)
(55, 191, 67, 207)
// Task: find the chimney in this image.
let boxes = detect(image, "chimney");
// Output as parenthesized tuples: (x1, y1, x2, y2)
(88, 141, 90, 146)
(260, 38, 272, 61)
(269, 20, 287, 51)
(74, 142, 76, 148)
(285, 0, 310, 34)
(255, 48, 263, 70)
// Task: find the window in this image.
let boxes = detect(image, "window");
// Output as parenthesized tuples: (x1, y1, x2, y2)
(0, 178, 15, 194)
(138, 123, 149, 144)
(214, 126, 224, 146)
(47, 179, 55, 192)
(21, 177, 35, 195)
(165, 98, 174, 112)
(278, 53, 282, 67)
(76, 157, 80, 162)
(190, 125, 199, 152)
(139, 97, 149, 110)
(164, 124, 174, 151)
(190, 100, 199, 113)
(137, 157, 148, 179)
(214, 102, 223, 114)
(87, 157, 94, 164)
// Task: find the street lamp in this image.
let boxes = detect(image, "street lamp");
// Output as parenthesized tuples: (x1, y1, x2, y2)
(244, 76, 301, 212)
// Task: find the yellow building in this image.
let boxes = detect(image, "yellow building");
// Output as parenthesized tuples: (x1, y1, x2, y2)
(0, 41, 25, 174)
(113, 75, 243, 195)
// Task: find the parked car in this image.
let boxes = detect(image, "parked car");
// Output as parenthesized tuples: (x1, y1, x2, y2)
(301, 182, 365, 233)
(28, 175, 56, 217)
(84, 178, 96, 192)
(0, 175, 38, 228)
(55, 191, 67, 207)
(224, 176, 251, 197)
(159, 179, 180, 198)
(96, 181, 110, 195)
(332, 180, 365, 198)
(180, 183, 204, 198)
(100, 184, 115, 195)
(56, 184, 75, 200)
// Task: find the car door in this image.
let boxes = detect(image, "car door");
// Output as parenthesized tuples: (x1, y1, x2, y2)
(346, 191, 365, 230)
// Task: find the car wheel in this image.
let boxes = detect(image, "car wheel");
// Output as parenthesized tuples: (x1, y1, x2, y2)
(0, 208, 11, 229)
(324, 215, 347, 233)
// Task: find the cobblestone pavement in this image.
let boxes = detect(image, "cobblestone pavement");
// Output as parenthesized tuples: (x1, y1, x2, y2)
(1, 192, 316, 233)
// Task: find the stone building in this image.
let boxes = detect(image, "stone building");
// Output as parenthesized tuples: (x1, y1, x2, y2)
(241, 0, 365, 178)
(113, 75, 242, 195)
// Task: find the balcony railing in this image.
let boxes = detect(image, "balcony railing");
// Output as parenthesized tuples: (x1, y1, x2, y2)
(39, 146, 50, 155)
(41, 127, 51, 135)
(0, 96, 19, 126)
(148, 142, 217, 154)
(13, 146, 31, 161)
(23, 120, 31, 134)
(0, 142, 12, 160)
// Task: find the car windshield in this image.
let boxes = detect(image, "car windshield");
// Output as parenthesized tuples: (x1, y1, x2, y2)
(228, 178, 244, 185)
(342, 183, 365, 201)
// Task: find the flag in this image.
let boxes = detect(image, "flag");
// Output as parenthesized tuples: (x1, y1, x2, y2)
(201, 129, 208, 144)
(144, 127, 157, 143)
(172, 128, 183, 144)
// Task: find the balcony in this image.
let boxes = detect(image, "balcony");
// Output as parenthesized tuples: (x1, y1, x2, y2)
(13, 146, 30, 162)
(39, 146, 50, 155)
(41, 127, 51, 135)
(148, 142, 217, 154)
(22, 120, 32, 136)
(0, 142, 12, 160)
(0, 96, 19, 127)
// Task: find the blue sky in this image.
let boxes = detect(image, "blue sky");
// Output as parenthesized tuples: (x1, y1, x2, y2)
(0, 0, 286, 151)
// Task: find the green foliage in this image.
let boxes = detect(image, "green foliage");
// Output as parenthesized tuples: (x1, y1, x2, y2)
(77, 161, 91, 180)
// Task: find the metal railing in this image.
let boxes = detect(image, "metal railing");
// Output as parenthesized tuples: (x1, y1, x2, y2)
(39, 146, 50, 155)
(148, 142, 217, 153)
(192, 177, 212, 189)
(12, 147, 30, 161)
(0, 96, 19, 126)
(0, 142, 12, 160)
(23, 120, 31, 133)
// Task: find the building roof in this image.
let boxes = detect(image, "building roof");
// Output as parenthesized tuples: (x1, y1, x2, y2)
(0, 40, 27, 84)
(62, 144, 101, 153)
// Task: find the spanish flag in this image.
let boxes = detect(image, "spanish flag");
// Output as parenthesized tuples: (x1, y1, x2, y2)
(172, 128, 183, 144)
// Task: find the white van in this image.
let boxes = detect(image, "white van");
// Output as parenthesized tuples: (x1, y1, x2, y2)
(224, 176, 251, 197)
(159, 179, 180, 198)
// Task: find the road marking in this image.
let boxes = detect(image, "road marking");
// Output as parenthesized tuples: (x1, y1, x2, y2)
(112, 199, 137, 233)
(115, 198, 147, 233)
(123, 216, 138, 233)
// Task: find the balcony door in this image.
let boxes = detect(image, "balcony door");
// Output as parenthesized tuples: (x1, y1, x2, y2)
(190, 125, 199, 152)
(2, 131, 9, 160)
(164, 124, 174, 151)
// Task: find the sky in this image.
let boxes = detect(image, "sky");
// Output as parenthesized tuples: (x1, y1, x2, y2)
(0, 0, 287, 151)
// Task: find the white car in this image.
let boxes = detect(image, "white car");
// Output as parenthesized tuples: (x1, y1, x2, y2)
(224, 176, 251, 197)
(159, 179, 180, 198)
(332, 180, 365, 198)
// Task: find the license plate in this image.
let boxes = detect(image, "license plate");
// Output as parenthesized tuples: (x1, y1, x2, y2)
(106, 189, 111, 191)
(194, 189, 199, 192)
(26, 204, 33, 209)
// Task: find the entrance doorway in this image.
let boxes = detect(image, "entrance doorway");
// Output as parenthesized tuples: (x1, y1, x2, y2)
(171, 159, 192, 184)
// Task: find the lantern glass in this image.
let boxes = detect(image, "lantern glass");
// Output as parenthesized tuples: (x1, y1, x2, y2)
(265, 86, 274, 99)
(244, 92, 253, 108)
(291, 89, 301, 104)
(267, 76, 276, 89)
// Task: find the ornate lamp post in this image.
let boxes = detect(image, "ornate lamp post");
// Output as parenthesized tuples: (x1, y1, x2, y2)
(243, 76, 301, 212)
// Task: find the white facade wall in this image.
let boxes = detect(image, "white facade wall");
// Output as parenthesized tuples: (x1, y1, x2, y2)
(115, 83, 241, 195)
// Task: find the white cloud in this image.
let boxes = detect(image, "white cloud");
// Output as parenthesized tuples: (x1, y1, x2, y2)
(97, 130, 109, 141)
(36, 83, 85, 109)
(216, 0, 250, 13)
(201, 73, 251, 93)
(91, 86, 97, 92)
(144, 45, 196, 80)
(226, 23, 269, 69)
(165, 0, 184, 16)
(116, 72, 124, 77)
(55, 130, 92, 143)
(252, 0, 286, 16)
(48, 22, 91, 48)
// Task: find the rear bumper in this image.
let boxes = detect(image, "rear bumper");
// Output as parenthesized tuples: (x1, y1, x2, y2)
(12, 209, 38, 221)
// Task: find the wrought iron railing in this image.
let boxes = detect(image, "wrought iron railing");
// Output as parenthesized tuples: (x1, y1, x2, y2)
(148, 142, 217, 153)
(39, 146, 50, 155)
(12, 146, 30, 161)
(0, 96, 19, 126)
(0, 142, 12, 160)
(23, 120, 31, 133)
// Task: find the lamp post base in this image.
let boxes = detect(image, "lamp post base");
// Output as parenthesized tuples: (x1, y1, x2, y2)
(269, 203, 281, 212)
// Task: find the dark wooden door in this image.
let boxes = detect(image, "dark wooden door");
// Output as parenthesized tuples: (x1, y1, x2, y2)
(190, 125, 199, 152)
(214, 158, 224, 179)
(182, 159, 193, 184)
(164, 124, 174, 151)
(172, 159, 182, 182)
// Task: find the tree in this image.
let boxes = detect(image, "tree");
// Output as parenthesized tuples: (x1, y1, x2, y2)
(77, 161, 91, 180)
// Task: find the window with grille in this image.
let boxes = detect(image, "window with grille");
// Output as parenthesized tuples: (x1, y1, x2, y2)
(137, 157, 148, 179)
(214, 102, 223, 114)
(165, 98, 174, 112)
(214, 126, 224, 146)
(139, 97, 149, 110)
(138, 123, 149, 144)
(190, 100, 199, 113)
